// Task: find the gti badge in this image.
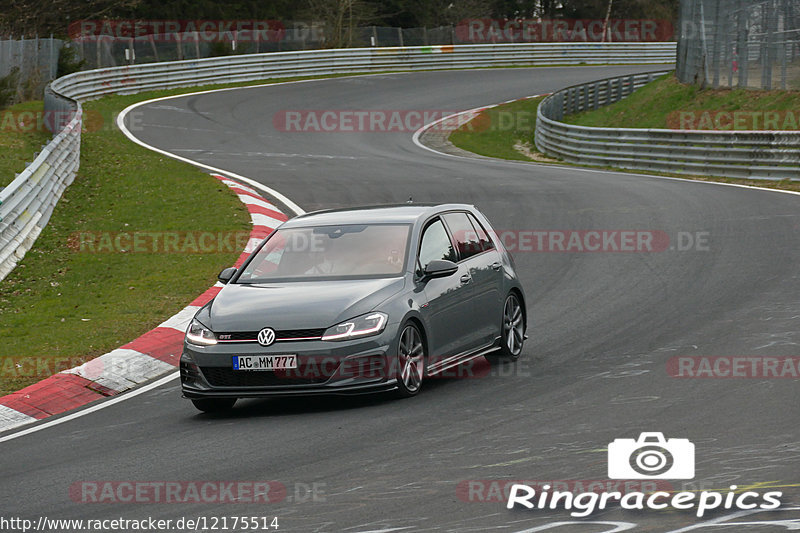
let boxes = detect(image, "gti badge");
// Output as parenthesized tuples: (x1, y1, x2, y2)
(257, 327, 276, 346)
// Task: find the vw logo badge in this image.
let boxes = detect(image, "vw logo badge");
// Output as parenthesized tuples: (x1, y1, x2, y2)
(257, 327, 276, 346)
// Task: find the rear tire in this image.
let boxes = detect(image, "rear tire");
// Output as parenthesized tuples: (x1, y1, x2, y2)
(490, 292, 525, 364)
(394, 323, 426, 398)
(191, 398, 236, 413)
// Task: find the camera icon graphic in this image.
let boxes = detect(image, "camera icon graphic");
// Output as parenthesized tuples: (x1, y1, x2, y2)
(608, 432, 695, 479)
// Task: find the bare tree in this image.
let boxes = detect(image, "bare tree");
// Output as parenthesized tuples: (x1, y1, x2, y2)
(303, 0, 377, 47)
(0, 0, 142, 37)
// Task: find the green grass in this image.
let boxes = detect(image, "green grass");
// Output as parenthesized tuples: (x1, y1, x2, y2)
(0, 72, 426, 396)
(4, 70, 800, 395)
(565, 73, 800, 129)
(0, 92, 256, 395)
(448, 74, 800, 193)
(449, 96, 547, 161)
(0, 100, 53, 187)
(2, 72, 429, 395)
(0, 71, 459, 396)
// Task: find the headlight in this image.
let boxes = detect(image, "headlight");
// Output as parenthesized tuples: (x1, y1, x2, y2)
(186, 319, 217, 346)
(322, 312, 387, 341)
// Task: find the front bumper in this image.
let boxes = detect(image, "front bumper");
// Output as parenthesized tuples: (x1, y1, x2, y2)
(180, 328, 399, 399)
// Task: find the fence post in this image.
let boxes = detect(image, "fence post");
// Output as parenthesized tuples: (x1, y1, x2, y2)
(49, 35, 55, 80)
(736, 0, 747, 87)
(19, 36, 24, 80)
(780, 0, 788, 89)
(148, 34, 158, 62)
(710, 0, 722, 87)
(583, 84, 589, 111)
(34, 34, 39, 74)
(761, 0, 775, 89)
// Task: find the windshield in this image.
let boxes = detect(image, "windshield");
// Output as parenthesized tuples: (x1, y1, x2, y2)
(237, 224, 411, 282)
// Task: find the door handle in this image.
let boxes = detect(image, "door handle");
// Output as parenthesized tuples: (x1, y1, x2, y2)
(460, 274, 472, 284)
(491, 262, 502, 270)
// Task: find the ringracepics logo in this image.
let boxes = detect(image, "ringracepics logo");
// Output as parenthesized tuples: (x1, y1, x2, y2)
(506, 433, 783, 517)
(608, 432, 694, 479)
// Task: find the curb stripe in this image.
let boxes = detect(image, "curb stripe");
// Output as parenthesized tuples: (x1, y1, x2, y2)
(0, 174, 286, 434)
(0, 405, 38, 431)
(63, 348, 175, 392)
(0, 374, 106, 419)
(244, 203, 288, 221)
(121, 328, 186, 366)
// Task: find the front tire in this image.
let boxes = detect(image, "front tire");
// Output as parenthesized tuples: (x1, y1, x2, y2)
(394, 323, 426, 398)
(191, 398, 236, 413)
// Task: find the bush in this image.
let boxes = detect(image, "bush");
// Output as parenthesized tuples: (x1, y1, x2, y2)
(57, 44, 85, 78)
(207, 40, 250, 57)
(0, 67, 20, 109)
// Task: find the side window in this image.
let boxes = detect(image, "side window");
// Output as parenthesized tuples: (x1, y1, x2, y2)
(418, 219, 456, 271)
(442, 212, 483, 260)
(467, 213, 495, 252)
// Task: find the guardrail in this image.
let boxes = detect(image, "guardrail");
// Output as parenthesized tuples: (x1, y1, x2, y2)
(0, 42, 676, 282)
(535, 71, 800, 179)
(0, 88, 80, 281)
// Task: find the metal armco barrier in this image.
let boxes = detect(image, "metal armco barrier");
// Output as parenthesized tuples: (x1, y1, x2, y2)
(0, 108, 81, 281)
(0, 42, 676, 282)
(535, 71, 800, 180)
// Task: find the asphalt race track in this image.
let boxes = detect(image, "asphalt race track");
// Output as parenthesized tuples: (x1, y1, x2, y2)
(2, 66, 800, 532)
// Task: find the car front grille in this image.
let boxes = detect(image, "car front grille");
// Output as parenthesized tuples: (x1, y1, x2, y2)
(200, 367, 329, 387)
(217, 328, 326, 342)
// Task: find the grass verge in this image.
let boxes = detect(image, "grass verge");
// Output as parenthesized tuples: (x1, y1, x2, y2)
(449, 96, 547, 161)
(0, 100, 53, 188)
(0, 75, 369, 395)
(448, 75, 800, 193)
(0, 71, 443, 396)
(0, 91, 252, 395)
(565, 73, 800, 129)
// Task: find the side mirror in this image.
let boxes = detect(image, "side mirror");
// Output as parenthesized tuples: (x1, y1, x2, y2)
(218, 267, 237, 284)
(420, 259, 458, 282)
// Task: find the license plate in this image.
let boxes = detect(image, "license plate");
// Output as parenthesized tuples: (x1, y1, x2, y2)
(232, 355, 297, 371)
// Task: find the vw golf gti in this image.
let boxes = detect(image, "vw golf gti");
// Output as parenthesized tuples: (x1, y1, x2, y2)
(180, 203, 527, 412)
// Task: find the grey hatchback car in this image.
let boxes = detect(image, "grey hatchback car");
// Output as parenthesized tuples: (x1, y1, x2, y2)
(180, 203, 527, 412)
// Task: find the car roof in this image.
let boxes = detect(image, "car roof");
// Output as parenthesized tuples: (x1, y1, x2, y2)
(281, 203, 477, 227)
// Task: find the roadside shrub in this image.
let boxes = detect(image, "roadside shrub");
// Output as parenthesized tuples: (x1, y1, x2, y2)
(0, 67, 20, 109)
(57, 44, 85, 78)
